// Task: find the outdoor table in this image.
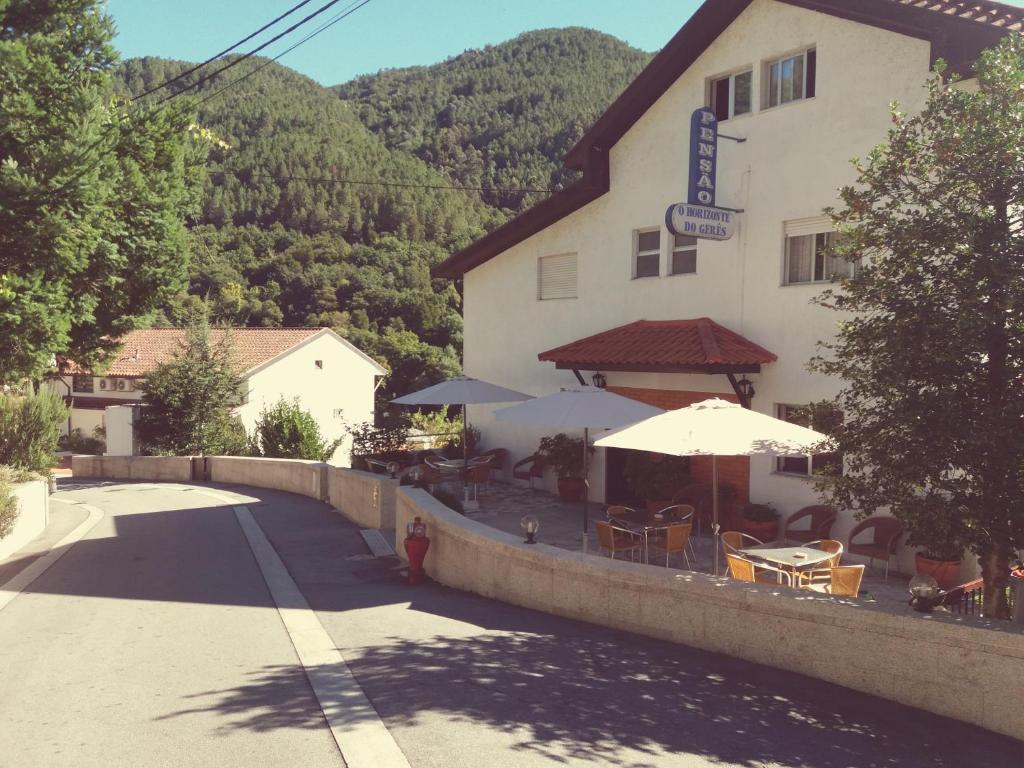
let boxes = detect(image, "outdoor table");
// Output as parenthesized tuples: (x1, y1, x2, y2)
(610, 509, 691, 565)
(738, 543, 834, 587)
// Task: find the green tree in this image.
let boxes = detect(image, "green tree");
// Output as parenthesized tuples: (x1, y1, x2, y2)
(251, 398, 340, 462)
(0, 389, 67, 474)
(0, 0, 209, 383)
(812, 37, 1024, 618)
(137, 319, 247, 456)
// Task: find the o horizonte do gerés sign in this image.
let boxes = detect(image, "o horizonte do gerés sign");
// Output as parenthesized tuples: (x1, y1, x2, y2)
(664, 106, 737, 242)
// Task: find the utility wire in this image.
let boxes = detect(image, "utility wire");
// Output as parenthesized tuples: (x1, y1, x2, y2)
(154, 0, 352, 106)
(212, 170, 562, 195)
(131, 0, 317, 101)
(193, 0, 371, 109)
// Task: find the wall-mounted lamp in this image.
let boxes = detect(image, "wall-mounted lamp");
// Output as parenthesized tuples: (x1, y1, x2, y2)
(735, 376, 755, 403)
(591, 372, 607, 389)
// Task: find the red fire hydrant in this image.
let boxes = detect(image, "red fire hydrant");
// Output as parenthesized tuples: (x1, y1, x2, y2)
(404, 516, 430, 585)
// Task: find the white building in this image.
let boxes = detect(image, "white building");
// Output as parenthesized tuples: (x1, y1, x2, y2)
(434, 0, 1015, 543)
(50, 327, 386, 465)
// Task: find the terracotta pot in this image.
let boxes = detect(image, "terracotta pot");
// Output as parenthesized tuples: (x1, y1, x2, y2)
(557, 476, 584, 502)
(915, 553, 961, 590)
(741, 518, 778, 542)
(645, 498, 673, 515)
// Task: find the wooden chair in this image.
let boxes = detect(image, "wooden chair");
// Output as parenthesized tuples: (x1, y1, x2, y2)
(848, 517, 904, 580)
(725, 553, 788, 585)
(783, 505, 837, 543)
(804, 565, 865, 597)
(595, 521, 643, 561)
(512, 454, 545, 488)
(647, 523, 693, 569)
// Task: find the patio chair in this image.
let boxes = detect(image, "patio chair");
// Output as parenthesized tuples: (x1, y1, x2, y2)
(803, 565, 865, 597)
(725, 554, 788, 585)
(512, 454, 545, 488)
(647, 523, 693, 569)
(783, 505, 837, 543)
(847, 517, 904, 581)
(476, 448, 508, 480)
(797, 539, 844, 586)
(720, 530, 763, 559)
(595, 521, 643, 561)
(653, 504, 696, 559)
(464, 462, 491, 501)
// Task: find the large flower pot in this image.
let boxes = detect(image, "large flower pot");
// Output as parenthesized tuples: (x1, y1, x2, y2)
(741, 518, 778, 542)
(557, 476, 584, 502)
(915, 553, 961, 590)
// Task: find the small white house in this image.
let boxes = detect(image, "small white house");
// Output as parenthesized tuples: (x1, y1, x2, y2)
(49, 327, 386, 465)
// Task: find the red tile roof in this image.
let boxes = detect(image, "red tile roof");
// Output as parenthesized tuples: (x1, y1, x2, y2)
(61, 328, 326, 377)
(898, 1, 1024, 30)
(538, 319, 777, 373)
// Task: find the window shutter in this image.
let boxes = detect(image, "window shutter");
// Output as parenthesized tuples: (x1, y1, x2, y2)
(785, 215, 833, 238)
(538, 253, 577, 300)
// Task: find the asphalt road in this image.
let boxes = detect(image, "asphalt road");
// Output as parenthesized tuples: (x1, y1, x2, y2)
(0, 480, 1021, 768)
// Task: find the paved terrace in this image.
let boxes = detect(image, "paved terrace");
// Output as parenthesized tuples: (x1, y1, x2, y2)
(468, 481, 912, 607)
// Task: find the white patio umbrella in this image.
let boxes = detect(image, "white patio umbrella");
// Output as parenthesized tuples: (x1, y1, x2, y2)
(392, 376, 533, 504)
(493, 386, 664, 547)
(594, 398, 830, 575)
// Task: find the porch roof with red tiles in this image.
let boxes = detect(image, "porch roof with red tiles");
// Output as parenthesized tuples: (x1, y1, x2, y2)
(538, 319, 777, 374)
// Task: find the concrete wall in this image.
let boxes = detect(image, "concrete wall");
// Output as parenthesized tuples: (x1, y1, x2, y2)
(0, 480, 49, 561)
(207, 456, 328, 501)
(460, 1, 944, 555)
(327, 467, 398, 530)
(71, 455, 193, 482)
(395, 487, 1024, 744)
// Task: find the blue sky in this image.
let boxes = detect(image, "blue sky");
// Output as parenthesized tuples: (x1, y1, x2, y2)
(106, 0, 705, 85)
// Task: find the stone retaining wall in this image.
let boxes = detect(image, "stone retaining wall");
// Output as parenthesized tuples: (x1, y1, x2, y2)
(71, 455, 193, 482)
(396, 487, 1024, 743)
(327, 467, 398, 529)
(207, 456, 328, 500)
(0, 479, 49, 562)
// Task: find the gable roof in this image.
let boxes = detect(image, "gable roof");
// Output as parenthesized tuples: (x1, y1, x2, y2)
(434, 0, 1017, 280)
(538, 318, 777, 374)
(60, 328, 386, 378)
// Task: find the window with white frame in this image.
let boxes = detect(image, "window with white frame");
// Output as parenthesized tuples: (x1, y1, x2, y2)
(537, 253, 577, 300)
(766, 48, 816, 108)
(710, 69, 752, 121)
(670, 234, 698, 275)
(783, 217, 853, 285)
(775, 403, 843, 476)
(633, 229, 660, 279)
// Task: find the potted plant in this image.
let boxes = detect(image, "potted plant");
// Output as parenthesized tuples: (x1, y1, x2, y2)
(739, 502, 780, 541)
(537, 433, 586, 501)
(911, 517, 964, 590)
(624, 452, 691, 512)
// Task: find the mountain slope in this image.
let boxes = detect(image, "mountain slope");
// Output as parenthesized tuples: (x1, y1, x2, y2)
(118, 57, 500, 248)
(335, 28, 652, 212)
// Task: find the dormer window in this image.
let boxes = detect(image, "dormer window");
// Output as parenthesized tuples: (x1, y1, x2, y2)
(766, 48, 816, 108)
(710, 70, 752, 121)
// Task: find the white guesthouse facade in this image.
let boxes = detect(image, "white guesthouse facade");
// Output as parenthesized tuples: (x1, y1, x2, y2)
(50, 328, 386, 465)
(435, 0, 1015, 559)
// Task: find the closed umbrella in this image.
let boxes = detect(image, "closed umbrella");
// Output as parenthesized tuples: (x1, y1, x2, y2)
(392, 376, 533, 504)
(595, 398, 830, 574)
(494, 386, 663, 547)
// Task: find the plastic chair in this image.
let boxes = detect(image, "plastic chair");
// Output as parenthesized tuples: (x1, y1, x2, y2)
(595, 521, 643, 561)
(804, 565, 865, 597)
(848, 517, 904, 580)
(783, 505, 837, 543)
(647, 523, 692, 569)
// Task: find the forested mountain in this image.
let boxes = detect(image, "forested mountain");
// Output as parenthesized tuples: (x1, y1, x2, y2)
(336, 29, 652, 212)
(113, 28, 650, 411)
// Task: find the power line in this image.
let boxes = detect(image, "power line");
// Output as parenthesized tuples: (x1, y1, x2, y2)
(213, 170, 563, 195)
(154, 0, 353, 106)
(131, 0, 317, 101)
(193, 0, 371, 109)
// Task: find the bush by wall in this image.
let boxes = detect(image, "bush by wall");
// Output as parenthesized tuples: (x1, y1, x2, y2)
(0, 465, 36, 540)
(0, 389, 67, 473)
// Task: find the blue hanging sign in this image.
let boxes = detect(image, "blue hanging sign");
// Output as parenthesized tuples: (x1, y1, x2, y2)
(688, 107, 718, 207)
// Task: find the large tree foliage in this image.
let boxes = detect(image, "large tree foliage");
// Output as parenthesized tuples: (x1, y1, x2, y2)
(813, 36, 1024, 618)
(137, 320, 247, 456)
(0, 0, 209, 383)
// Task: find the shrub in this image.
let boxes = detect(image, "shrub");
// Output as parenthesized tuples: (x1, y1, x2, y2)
(0, 465, 36, 540)
(0, 389, 67, 473)
(537, 433, 588, 479)
(741, 503, 779, 523)
(251, 398, 341, 462)
(348, 420, 410, 465)
(62, 427, 105, 455)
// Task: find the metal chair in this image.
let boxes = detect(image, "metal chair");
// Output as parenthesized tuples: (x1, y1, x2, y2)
(653, 504, 696, 560)
(720, 530, 764, 558)
(512, 454, 545, 488)
(647, 522, 693, 569)
(803, 565, 865, 597)
(725, 553, 789, 585)
(797, 539, 844, 586)
(595, 520, 643, 561)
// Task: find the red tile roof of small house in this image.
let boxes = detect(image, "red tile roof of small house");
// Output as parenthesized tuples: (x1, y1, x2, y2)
(60, 328, 326, 378)
(538, 318, 777, 374)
